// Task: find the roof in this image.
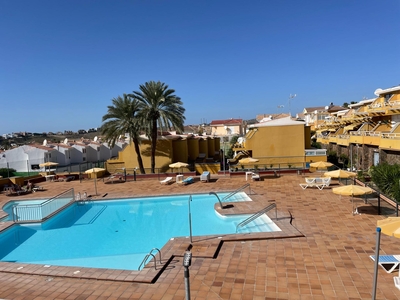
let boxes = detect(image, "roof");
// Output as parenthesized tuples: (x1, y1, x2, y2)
(375, 85, 400, 96)
(249, 116, 305, 128)
(210, 119, 243, 126)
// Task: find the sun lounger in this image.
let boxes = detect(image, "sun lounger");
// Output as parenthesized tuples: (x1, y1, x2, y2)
(370, 255, 400, 273)
(182, 177, 194, 185)
(251, 172, 260, 181)
(200, 171, 210, 182)
(299, 177, 331, 190)
(394, 276, 400, 290)
(160, 177, 173, 185)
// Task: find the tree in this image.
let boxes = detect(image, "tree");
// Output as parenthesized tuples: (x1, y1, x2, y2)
(370, 162, 400, 202)
(131, 81, 185, 173)
(101, 94, 146, 174)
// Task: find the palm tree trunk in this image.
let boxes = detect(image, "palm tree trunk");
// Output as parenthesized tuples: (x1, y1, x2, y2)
(151, 119, 157, 173)
(133, 138, 145, 174)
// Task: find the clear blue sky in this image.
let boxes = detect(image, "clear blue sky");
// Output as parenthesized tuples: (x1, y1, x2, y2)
(1, 0, 399, 134)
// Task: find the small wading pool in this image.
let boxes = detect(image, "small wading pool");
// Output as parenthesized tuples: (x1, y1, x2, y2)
(0, 192, 280, 271)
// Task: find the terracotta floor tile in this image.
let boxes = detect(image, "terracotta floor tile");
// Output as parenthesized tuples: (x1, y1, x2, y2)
(1, 174, 400, 299)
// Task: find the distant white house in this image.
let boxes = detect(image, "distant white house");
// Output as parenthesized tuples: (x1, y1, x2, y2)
(0, 144, 57, 172)
(0, 138, 127, 173)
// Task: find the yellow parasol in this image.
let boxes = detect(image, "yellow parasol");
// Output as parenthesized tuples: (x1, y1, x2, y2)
(310, 161, 333, 169)
(238, 157, 259, 164)
(169, 162, 189, 169)
(324, 169, 356, 178)
(85, 168, 106, 195)
(332, 184, 373, 215)
(39, 161, 59, 174)
(377, 217, 400, 238)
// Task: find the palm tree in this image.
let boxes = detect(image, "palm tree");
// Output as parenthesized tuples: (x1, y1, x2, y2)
(101, 94, 146, 174)
(131, 81, 185, 173)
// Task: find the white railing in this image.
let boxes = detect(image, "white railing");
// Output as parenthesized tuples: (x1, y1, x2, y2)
(12, 188, 75, 222)
(304, 149, 327, 156)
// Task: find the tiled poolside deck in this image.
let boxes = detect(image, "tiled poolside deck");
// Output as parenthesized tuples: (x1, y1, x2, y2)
(0, 174, 400, 299)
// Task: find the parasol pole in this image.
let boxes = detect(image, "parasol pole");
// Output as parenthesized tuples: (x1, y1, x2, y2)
(372, 227, 381, 300)
(94, 172, 98, 195)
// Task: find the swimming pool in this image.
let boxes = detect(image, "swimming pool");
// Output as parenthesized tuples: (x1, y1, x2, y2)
(0, 192, 280, 271)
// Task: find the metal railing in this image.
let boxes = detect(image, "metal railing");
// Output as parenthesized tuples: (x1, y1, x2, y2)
(236, 202, 277, 232)
(138, 248, 162, 270)
(12, 188, 75, 223)
(222, 183, 251, 201)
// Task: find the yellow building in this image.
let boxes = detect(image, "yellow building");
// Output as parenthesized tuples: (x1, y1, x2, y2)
(232, 116, 322, 169)
(210, 119, 244, 136)
(316, 85, 400, 170)
(106, 134, 221, 174)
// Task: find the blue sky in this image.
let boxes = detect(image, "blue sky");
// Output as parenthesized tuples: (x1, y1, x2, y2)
(1, 0, 399, 134)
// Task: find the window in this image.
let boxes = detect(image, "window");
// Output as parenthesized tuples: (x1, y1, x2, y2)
(31, 164, 40, 170)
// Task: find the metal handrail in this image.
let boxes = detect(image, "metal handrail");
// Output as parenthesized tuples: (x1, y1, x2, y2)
(222, 183, 251, 201)
(236, 202, 277, 232)
(209, 192, 226, 209)
(138, 248, 162, 270)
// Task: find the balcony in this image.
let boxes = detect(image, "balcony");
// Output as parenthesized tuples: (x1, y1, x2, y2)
(380, 133, 400, 150)
(336, 135, 350, 146)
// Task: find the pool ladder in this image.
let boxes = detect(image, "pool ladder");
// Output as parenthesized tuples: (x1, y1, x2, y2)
(138, 248, 162, 271)
(209, 183, 252, 209)
(222, 183, 251, 201)
(236, 202, 277, 233)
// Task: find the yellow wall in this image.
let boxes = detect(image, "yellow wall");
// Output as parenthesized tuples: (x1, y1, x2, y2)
(247, 125, 305, 158)
(207, 138, 215, 157)
(304, 126, 311, 149)
(195, 163, 220, 174)
(118, 139, 172, 171)
(199, 139, 208, 157)
(187, 138, 199, 161)
(172, 139, 188, 163)
(109, 136, 221, 171)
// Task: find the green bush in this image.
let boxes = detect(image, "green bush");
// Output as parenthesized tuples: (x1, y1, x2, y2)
(0, 168, 16, 178)
(370, 163, 400, 202)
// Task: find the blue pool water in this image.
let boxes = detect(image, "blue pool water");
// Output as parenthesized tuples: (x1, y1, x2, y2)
(0, 192, 280, 271)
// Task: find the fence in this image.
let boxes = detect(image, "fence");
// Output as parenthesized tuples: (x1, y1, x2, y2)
(0, 160, 106, 178)
(351, 179, 400, 216)
(12, 188, 75, 223)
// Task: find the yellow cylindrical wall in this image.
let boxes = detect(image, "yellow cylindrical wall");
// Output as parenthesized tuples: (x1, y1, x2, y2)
(172, 139, 188, 163)
(187, 138, 199, 161)
(199, 139, 208, 157)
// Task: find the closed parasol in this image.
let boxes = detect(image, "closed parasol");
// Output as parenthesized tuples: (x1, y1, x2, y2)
(332, 184, 373, 215)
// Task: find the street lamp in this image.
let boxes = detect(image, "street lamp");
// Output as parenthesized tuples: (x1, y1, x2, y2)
(188, 195, 193, 243)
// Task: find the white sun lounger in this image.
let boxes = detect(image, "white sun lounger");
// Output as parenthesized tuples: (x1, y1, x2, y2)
(160, 177, 173, 185)
(394, 276, 400, 290)
(300, 177, 331, 190)
(370, 255, 400, 273)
